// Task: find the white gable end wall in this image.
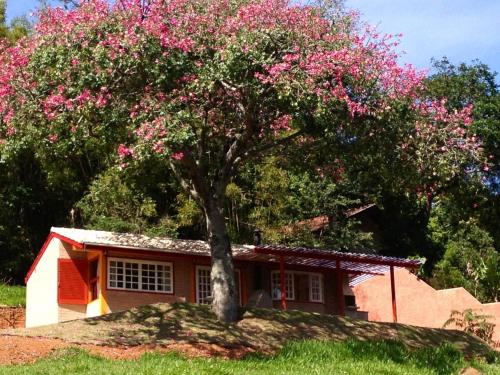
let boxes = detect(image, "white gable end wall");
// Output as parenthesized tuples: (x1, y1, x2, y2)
(25, 237, 61, 328)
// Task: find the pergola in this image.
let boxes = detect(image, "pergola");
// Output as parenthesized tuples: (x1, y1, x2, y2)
(254, 245, 422, 323)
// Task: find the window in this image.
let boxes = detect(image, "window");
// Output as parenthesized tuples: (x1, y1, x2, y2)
(309, 274, 323, 302)
(345, 295, 356, 308)
(271, 271, 323, 303)
(271, 271, 295, 300)
(108, 258, 172, 293)
(196, 266, 242, 305)
(196, 266, 211, 304)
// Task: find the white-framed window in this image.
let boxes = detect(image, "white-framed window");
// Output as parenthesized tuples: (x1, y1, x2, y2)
(196, 266, 211, 304)
(108, 258, 173, 293)
(196, 266, 242, 305)
(271, 271, 295, 300)
(309, 274, 324, 302)
(271, 271, 323, 302)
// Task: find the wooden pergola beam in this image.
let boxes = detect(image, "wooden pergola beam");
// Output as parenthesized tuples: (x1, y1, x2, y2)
(255, 246, 421, 269)
(279, 256, 287, 310)
(336, 259, 345, 316)
(390, 266, 397, 323)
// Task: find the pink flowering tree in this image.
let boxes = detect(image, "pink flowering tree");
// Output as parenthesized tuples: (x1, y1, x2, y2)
(0, 0, 479, 322)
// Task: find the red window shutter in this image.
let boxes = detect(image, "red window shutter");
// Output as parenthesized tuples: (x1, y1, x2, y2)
(58, 258, 89, 305)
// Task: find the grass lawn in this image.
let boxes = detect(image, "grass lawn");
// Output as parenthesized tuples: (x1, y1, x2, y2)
(2, 340, 498, 375)
(0, 284, 25, 307)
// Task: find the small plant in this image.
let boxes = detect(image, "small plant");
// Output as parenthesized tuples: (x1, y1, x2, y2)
(444, 309, 498, 347)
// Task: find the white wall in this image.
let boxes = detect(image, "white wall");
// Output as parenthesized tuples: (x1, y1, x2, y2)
(25, 237, 61, 328)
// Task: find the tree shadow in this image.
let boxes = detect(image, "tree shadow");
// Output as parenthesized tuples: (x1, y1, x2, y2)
(8, 302, 495, 359)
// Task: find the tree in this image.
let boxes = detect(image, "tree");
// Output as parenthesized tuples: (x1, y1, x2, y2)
(426, 58, 499, 184)
(431, 218, 499, 303)
(0, 0, 478, 322)
(0, 0, 30, 44)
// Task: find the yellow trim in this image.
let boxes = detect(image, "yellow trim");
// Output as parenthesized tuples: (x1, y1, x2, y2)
(99, 252, 110, 314)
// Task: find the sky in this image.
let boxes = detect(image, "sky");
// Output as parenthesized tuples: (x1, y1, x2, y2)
(5, 0, 500, 78)
(347, 0, 500, 77)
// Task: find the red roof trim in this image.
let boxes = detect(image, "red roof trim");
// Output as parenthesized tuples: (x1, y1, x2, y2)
(52, 232, 84, 250)
(25, 232, 84, 284)
(254, 245, 421, 269)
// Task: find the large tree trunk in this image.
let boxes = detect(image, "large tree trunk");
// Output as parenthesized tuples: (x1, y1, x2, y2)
(205, 200, 238, 323)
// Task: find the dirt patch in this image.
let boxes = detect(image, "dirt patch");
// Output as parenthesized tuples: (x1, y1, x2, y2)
(0, 307, 25, 329)
(81, 342, 253, 360)
(0, 335, 253, 366)
(0, 336, 67, 365)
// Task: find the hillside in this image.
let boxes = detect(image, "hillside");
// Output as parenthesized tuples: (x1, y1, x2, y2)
(5, 302, 494, 358)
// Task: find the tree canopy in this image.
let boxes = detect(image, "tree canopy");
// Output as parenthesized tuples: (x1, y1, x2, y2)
(0, 0, 488, 320)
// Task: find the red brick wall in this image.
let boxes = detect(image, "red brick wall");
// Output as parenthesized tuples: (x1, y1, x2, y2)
(104, 251, 194, 312)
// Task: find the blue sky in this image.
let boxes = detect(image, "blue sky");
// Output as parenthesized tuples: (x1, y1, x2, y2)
(5, 0, 500, 77)
(348, 0, 500, 76)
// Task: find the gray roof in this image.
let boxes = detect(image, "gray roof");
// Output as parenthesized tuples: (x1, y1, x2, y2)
(52, 227, 254, 256)
(51, 227, 419, 276)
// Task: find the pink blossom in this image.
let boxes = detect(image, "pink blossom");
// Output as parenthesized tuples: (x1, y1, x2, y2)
(118, 144, 134, 158)
(270, 115, 292, 133)
(171, 152, 184, 160)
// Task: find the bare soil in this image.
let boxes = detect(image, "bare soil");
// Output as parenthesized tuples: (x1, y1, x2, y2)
(0, 335, 253, 366)
(0, 307, 25, 329)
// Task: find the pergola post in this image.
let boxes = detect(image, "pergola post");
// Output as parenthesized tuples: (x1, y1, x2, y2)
(336, 259, 345, 316)
(279, 255, 287, 310)
(390, 266, 397, 323)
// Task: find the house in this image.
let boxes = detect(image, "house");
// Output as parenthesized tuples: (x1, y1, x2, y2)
(349, 268, 500, 343)
(25, 227, 421, 328)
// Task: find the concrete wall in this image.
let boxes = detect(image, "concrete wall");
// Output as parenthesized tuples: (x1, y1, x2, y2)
(353, 268, 500, 342)
(26, 238, 61, 327)
(26, 238, 92, 327)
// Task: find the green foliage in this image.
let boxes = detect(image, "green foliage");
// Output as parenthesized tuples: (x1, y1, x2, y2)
(0, 283, 25, 306)
(3, 339, 498, 375)
(142, 217, 179, 239)
(225, 156, 375, 249)
(426, 57, 497, 108)
(77, 168, 157, 234)
(0, 1, 30, 44)
(427, 57, 500, 183)
(248, 157, 291, 243)
(444, 309, 498, 347)
(430, 218, 499, 302)
(175, 194, 203, 228)
(0, 146, 74, 283)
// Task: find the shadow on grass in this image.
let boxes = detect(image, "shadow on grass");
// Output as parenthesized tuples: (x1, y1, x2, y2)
(10, 302, 496, 360)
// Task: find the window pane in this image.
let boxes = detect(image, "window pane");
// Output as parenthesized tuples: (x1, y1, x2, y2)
(271, 272, 294, 301)
(197, 267, 211, 304)
(309, 274, 322, 302)
(108, 259, 172, 293)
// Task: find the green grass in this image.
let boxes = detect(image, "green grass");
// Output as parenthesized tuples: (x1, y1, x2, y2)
(2, 340, 499, 375)
(0, 284, 25, 307)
